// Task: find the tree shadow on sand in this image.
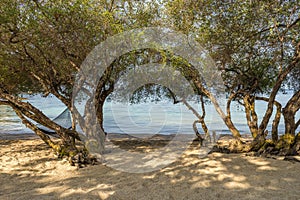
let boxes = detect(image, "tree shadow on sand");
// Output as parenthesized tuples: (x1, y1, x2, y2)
(1, 137, 300, 200)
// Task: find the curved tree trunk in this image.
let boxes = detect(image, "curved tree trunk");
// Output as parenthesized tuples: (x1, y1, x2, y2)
(12, 106, 62, 152)
(193, 79, 241, 138)
(166, 88, 209, 142)
(182, 98, 209, 140)
(199, 95, 210, 140)
(283, 90, 300, 135)
(0, 100, 59, 150)
(0, 91, 80, 140)
(94, 63, 117, 133)
(192, 120, 204, 143)
(226, 93, 242, 135)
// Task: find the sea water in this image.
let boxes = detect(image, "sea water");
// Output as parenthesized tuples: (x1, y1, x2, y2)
(0, 92, 299, 135)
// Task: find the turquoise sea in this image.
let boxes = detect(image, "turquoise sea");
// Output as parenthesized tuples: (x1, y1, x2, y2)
(0, 92, 299, 136)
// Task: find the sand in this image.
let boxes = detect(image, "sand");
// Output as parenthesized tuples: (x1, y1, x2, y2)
(0, 133, 300, 200)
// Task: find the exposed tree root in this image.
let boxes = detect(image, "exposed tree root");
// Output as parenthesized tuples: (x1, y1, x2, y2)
(211, 137, 252, 154)
(210, 133, 300, 161)
(68, 150, 100, 169)
(43, 139, 102, 168)
(283, 156, 300, 163)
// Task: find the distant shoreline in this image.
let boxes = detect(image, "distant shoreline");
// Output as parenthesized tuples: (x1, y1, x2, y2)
(0, 132, 188, 140)
(0, 132, 254, 142)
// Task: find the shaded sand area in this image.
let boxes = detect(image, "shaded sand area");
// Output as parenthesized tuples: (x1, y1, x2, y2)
(0, 133, 300, 200)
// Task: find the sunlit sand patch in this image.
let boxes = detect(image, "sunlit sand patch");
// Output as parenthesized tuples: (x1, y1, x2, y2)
(224, 181, 250, 189)
(244, 157, 270, 166)
(59, 183, 115, 199)
(243, 157, 279, 171)
(191, 179, 212, 188)
(1, 134, 300, 199)
(256, 165, 277, 171)
(97, 190, 115, 200)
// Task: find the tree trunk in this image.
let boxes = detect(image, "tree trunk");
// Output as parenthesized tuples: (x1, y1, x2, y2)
(95, 81, 114, 141)
(94, 65, 115, 134)
(192, 120, 204, 143)
(271, 102, 281, 142)
(96, 102, 105, 132)
(283, 111, 296, 135)
(182, 99, 209, 140)
(244, 95, 258, 138)
(0, 101, 58, 150)
(296, 119, 300, 132)
(283, 90, 300, 135)
(289, 132, 300, 155)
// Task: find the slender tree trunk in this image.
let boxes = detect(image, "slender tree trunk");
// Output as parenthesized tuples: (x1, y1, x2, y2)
(95, 101, 105, 132)
(0, 101, 57, 148)
(193, 79, 241, 138)
(199, 95, 210, 139)
(296, 119, 300, 132)
(12, 106, 61, 151)
(244, 95, 258, 138)
(182, 99, 209, 140)
(192, 120, 204, 143)
(167, 88, 209, 141)
(0, 91, 80, 139)
(271, 102, 281, 142)
(5, 100, 79, 157)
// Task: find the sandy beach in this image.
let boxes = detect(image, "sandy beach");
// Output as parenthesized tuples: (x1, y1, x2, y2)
(0, 133, 300, 200)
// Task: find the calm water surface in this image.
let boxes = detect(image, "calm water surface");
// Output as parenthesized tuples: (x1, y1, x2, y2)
(0, 92, 299, 135)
